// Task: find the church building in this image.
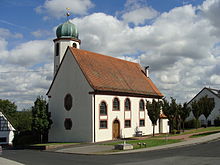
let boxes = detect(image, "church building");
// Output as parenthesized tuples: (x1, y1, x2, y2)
(47, 20, 169, 143)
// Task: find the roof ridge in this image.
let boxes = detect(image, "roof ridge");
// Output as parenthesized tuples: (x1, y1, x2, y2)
(70, 47, 139, 65)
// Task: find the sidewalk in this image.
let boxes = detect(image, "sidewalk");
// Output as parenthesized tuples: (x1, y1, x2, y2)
(0, 157, 24, 165)
(54, 132, 220, 155)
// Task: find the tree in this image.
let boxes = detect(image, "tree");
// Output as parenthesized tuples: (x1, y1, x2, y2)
(0, 99, 17, 120)
(191, 100, 202, 129)
(199, 95, 215, 126)
(13, 109, 32, 132)
(32, 96, 52, 143)
(146, 99, 161, 136)
(162, 98, 180, 133)
(179, 102, 191, 132)
(162, 98, 173, 133)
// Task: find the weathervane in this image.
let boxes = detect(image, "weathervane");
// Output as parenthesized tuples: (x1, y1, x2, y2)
(66, 8, 71, 20)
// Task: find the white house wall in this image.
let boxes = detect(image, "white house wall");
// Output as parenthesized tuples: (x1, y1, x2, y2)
(94, 95, 166, 142)
(187, 88, 220, 125)
(48, 49, 93, 142)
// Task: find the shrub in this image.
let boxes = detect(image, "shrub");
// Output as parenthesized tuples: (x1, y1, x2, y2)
(185, 119, 201, 129)
(13, 131, 40, 147)
(208, 120, 212, 126)
(214, 117, 220, 126)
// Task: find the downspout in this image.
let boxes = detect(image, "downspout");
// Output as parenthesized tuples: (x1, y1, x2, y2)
(93, 94, 96, 143)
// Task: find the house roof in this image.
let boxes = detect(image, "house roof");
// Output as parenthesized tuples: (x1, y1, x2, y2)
(68, 48, 163, 98)
(0, 112, 15, 131)
(187, 87, 220, 105)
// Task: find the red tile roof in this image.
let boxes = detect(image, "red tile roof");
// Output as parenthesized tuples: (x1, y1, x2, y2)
(160, 113, 167, 119)
(70, 48, 163, 98)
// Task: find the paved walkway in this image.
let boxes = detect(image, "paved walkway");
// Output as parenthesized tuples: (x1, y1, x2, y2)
(54, 131, 220, 155)
(0, 157, 24, 165)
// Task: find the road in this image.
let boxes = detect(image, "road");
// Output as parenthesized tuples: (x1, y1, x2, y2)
(1, 139, 220, 165)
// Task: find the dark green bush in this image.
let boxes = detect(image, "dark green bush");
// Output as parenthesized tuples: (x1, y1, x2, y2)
(208, 120, 212, 126)
(185, 119, 201, 129)
(214, 117, 220, 126)
(13, 131, 40, 147)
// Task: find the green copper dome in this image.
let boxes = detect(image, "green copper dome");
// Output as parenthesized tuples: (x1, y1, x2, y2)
(56, 21, 79, 39)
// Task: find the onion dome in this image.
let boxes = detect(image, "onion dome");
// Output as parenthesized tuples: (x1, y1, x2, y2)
(56, 21, 79, 39)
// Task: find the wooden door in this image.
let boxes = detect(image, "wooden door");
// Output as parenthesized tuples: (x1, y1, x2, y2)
(113, 120, 120, 139)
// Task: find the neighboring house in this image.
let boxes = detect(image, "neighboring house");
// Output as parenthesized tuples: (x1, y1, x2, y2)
(187, 87, 220, 125)
(0, 112, 15, 145)
(47, 20, 169, 143)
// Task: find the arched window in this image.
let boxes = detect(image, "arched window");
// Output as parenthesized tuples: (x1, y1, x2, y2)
(100, 101, 107, 115)
(55, 43, 60, 56)
(139, 100, 144, 111)
(72, 43, 77, 48)
(125, 98, 131, 111)
(113, 98, 120, 110)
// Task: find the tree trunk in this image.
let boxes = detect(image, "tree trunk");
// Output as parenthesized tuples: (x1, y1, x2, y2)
(182, 121, 185, 132)
(196, 118, 198, 129)
(153, 125, 155, 136)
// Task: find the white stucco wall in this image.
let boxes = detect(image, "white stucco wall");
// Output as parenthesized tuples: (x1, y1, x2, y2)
(94, 95, 167, 142)
(48, 49, 93, 142)
(159, 119, 169, 134)
(54, 39, 80, 75)
(187, 88, 220, 125)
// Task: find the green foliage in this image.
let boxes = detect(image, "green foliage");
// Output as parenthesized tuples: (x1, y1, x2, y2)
(185, 119, 201, 129)
(162, 98, 180, 133)
(191, 100, 202, 129)
(162, 98, 174, 132)
(146, 99, 161, 136)
(179, 102, 191, 131)
(13, 131, 39, 147)
(214, 117, 220, 126)
(199, 95, 215, 120)
(0, 99, 17, 124)
(13, 109, 32, 132)
(32, 96, 52, 143)
(191, 95, 215, 128)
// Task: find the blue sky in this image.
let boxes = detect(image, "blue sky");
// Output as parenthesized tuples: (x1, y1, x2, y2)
(0, 0, 220, 110)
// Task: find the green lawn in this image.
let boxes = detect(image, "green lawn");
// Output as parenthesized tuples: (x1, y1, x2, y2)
(155, 126, 220, 138)
(190, 131, 220, 138)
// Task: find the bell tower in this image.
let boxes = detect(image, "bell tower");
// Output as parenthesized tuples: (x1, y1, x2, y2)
(53, 11, 81, 75)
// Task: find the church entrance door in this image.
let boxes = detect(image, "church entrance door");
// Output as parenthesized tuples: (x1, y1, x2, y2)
(113, 119, 120, 139)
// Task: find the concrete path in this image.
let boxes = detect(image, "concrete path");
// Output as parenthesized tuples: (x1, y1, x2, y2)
(0, 157, 24, 165)
(56, 145, 114, 154)
(55, 132, 220, 155)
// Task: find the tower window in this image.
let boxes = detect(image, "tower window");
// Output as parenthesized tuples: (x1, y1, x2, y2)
(55, 43, 60, 56)
(72, 43, 77, 48)
(64, 94, 72, 111)
(64, 118, 72, 130)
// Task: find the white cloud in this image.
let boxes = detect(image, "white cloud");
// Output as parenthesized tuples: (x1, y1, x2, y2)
(122, 7, 159, 25)
(31, 30, 51, 38)
(6, 40, 53, 67)
(0, 29, 53, 110)
(36, 0, 94, 19)
(0, 28, 23, 39)
(120, 0, 159, 25)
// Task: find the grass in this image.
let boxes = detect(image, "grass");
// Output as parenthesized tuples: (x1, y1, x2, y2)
(103, 139, 182, 149)
(155, 126, 220, 138)
(190, 131, 220, 138)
